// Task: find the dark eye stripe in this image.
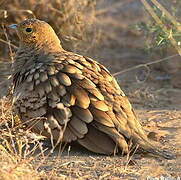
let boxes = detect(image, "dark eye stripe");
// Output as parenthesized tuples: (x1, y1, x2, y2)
(26, 27, 32, 32)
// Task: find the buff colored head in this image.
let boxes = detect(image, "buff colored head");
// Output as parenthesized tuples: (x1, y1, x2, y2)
(9, 19, 61, 50)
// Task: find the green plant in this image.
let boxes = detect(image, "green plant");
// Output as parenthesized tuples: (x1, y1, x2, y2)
(134, 1, 181, 55)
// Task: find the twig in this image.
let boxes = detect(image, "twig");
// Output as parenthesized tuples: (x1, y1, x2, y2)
(113, 53, 179, 76)
(2, 25, 14, 62)
(150, 0, 181, 29)
(0, 38, 18, 49)
(140, 0, 181, 56)
(0, 9, 35, 17)
(124, 144, 139, 171)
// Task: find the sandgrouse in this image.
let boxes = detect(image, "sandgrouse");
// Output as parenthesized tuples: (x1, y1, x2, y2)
(10, 19, 173, 159)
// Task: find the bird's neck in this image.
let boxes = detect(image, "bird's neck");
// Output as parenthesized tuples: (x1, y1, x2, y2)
(19, 39, 64, 53)
(13, 42, 64, 79)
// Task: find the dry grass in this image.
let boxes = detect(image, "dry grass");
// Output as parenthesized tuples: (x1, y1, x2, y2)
(0, 147, 41, 180)
(0, 0, 181, 179)
(0, 0, 101, 97)
(0, 98, 39, 179)
(0, 1, 99, 178)
(0, 97, 64, 179)
(0, 0, 99, 55)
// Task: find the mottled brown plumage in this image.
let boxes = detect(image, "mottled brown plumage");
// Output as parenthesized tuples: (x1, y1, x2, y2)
(11, 19, 173, 158)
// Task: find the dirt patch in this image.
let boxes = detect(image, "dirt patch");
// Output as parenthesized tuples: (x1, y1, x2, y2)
(31, 108, 180, 179)
(0, 1, 181, 179)
(30, 83, 181, 179)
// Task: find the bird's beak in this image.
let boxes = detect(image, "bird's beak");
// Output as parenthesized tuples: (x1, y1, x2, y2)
(9, 24, 18, 29)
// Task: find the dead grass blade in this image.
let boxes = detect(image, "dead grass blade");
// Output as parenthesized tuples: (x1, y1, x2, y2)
(140, 0, 181, 56)
(113, 53, 179, 76)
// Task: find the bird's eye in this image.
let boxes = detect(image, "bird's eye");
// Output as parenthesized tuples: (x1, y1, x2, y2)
(25, 27, 33, 33)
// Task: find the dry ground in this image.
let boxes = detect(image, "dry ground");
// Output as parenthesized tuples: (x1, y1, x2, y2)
(36, 108, 181, 179)
(0, 1, 181, 179)
(28, 80, 181, 180)
(0, 70, 180, 180)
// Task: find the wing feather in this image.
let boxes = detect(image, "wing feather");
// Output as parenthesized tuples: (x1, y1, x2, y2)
(13, 51, 167, 157)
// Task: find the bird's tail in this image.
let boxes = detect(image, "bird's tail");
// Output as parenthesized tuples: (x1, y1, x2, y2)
(137, 137, 175, 159)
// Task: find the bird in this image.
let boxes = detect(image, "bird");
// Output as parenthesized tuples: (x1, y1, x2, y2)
(10, 19, 173, 159)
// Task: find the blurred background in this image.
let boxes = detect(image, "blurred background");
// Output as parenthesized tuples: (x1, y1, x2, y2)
(0, 1, 181, 179)
(0, 0, 181, 108)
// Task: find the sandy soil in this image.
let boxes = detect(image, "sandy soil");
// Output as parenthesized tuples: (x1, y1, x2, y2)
(0, 1, 180, 178)
(32, 82, 181, 180)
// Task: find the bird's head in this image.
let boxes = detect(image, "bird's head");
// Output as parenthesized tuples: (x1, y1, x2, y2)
(9, 19, 62, 50)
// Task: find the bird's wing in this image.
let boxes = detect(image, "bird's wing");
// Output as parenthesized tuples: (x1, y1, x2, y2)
(13, 52, 149, 154)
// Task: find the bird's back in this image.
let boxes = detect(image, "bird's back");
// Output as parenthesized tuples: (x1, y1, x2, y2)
(13, 50, 154, 155)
